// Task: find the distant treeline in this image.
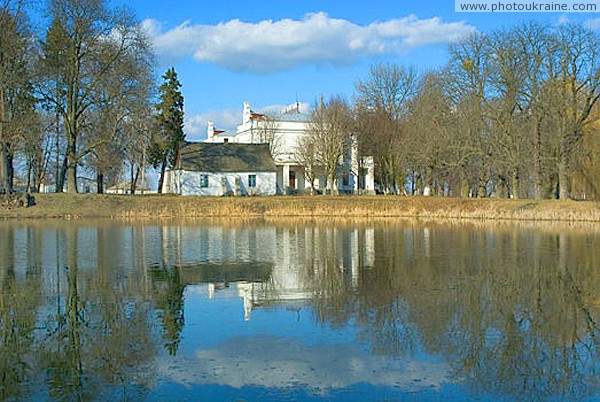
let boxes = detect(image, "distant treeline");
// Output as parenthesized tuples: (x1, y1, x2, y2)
(343, 22, 599, 200)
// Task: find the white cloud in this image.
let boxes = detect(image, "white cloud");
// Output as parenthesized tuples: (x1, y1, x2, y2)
(143, 13, 475, 74)
(184, 109, 240, 141)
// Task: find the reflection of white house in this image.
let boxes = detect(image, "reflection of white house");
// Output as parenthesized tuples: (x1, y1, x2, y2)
(162, 142, 277, 196)
(206, 101, 375, 195)
(159, 224, 376, 320)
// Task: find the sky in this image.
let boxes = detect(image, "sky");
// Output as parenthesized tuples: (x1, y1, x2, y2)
(117, 0, 600, 141)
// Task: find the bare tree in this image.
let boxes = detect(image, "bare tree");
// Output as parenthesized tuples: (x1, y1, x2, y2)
(0, 0, 34, 194)
(355, 64, 418, 194)
(38, 0, 153, 193)
(294, 132, 321, 195)
(123, 103, 153, 194)
(548, 24, 600, 199)
(306, 96, 352, 194)
(404, 72, 456, 196)
(445, 32, 494, 197)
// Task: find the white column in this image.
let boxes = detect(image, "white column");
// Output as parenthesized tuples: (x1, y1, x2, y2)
(283, 164, 290, 194)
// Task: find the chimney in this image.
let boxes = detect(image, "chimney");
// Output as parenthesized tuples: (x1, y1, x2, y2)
(243, 101, 251, 124)
(207, 121, 214, 138)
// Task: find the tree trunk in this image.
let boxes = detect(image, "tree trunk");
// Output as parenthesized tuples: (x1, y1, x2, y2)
(0, 141, 12, 194)
(558, 159, 570, 200)
(131, 164, 140, 195)
(66, 129, 78, 193)
(7, 151, 14, 192)
(511, 169, 519, 199)
(26, 161, 32, 192)
(532, 119, 543, 199)
(0, 88, 10, 193)
(56, 156, 68, 193)
(66, 163, 77, 193)
(460, 176, 470, 198)
(477, 179, 486, 198)
(96, 172, 104, 194)
(157, 158, 166, 194)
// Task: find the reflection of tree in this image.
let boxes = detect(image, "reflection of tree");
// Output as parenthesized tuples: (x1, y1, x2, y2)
(1, 223, 159, 399)
(441, 230, 600, 400)
(149, 263, 185, 356)
(86, 226, 156, 397)
(303, 222, 600, 400)
(44, 226, 86, 400)
(0, 227, 41, 400)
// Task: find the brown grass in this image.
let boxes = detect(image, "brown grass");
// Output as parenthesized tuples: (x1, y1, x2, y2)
(1, 193, 600, 222)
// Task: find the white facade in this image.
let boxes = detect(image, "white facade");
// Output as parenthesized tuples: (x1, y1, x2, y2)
(163, 142, 277, 196)
(163, 170, 276, 196)
(206, 101, 375, 195)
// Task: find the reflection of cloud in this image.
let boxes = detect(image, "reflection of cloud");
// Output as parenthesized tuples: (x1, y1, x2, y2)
(142, 13, 475, 73)
(159, 335, 450, 393)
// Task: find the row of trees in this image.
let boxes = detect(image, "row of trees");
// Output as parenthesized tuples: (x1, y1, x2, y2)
(302, 22, 600, 199)
(0, 0, 184, 195)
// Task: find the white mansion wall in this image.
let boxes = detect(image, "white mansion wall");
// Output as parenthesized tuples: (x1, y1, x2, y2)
(163, 170, 276, 196)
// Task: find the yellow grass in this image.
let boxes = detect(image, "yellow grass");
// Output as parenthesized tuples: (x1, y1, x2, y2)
(1, 193, 600, 222)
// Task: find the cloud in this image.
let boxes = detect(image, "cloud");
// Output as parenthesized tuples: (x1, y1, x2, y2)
(184, 109, 240, 140)
(143, 13, 475, 74)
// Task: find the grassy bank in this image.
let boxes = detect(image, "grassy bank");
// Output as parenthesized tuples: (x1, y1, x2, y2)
(1, 193, 600, 222)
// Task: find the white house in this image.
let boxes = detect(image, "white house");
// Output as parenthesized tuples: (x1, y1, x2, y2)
(162, 142, 277, 196)
(206, 101, 375, 195)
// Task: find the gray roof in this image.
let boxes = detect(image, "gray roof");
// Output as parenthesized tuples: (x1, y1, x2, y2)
(271, 111, 310, 123)
(176, 142, 277, 173)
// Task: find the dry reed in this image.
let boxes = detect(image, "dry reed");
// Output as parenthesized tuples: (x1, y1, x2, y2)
(2, 193, 600, 223)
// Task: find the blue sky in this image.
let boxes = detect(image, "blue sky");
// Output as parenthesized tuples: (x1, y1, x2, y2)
(121, 0, 600, 140)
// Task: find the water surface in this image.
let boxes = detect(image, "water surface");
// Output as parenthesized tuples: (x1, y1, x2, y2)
(0, 219, 599, 401)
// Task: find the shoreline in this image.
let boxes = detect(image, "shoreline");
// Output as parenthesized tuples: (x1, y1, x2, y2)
(1, 193, 600, 222)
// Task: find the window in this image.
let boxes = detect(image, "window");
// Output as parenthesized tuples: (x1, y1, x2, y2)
(200, 175, 209, 188)
(342, 171, 349, 187)
(248, 174, 256, 188)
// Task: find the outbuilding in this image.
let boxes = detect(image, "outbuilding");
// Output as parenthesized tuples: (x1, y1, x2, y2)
(162, 141, 277, 196)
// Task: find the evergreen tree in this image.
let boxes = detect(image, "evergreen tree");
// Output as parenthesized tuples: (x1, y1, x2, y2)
(150, 67, 185, 193)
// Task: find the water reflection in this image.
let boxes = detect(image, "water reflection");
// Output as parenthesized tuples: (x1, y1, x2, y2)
(0, 219, 598, 400)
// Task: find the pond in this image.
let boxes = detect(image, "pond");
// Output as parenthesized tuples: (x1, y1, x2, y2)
(0, 218, 599, 401)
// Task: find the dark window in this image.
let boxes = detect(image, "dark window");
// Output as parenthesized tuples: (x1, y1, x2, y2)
(200, 175, 209, 188)
(342, 171, 349, 186)
(289, 170, 296, 188)
(248, 174, 256, 188)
